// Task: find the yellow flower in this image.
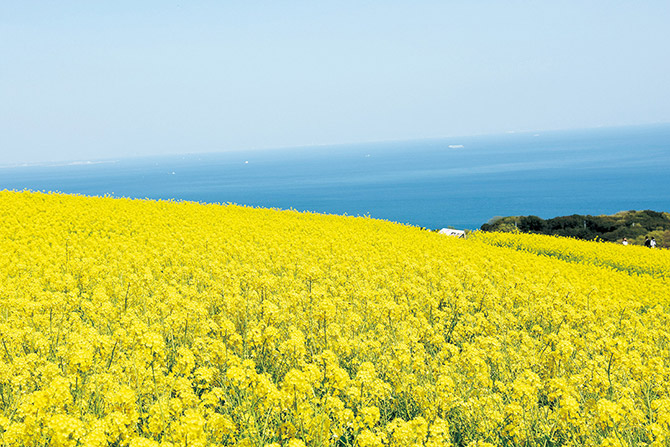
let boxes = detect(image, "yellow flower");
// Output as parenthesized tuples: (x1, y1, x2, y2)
(356, 429, 384, 447)
(0, 191, 668, 446)
(46, 414, 85, 447)
(357, 406, 379, 429)
(128, 437, 161, 447)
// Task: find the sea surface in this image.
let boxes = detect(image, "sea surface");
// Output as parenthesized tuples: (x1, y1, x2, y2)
(2, 124, 669, 230)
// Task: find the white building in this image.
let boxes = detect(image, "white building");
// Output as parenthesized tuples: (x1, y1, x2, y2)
(438, 228, 466, 238)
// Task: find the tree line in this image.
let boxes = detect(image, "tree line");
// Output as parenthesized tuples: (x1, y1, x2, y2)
(480, 210, 670, 248)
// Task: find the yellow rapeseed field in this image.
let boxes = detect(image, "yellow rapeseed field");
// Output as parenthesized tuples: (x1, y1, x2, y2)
(1, 190, 669, 447)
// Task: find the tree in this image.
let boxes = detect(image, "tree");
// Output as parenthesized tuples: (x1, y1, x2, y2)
(518, 215, 546, 233)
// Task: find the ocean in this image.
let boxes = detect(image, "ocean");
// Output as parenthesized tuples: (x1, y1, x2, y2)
(2, 124, 669, 230)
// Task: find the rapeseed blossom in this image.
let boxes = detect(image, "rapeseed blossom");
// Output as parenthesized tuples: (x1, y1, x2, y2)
(0, 190, 669, 446)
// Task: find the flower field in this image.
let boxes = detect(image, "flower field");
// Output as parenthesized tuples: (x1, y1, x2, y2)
(1, 191, 669, 447)
(471, 231, 670, 279)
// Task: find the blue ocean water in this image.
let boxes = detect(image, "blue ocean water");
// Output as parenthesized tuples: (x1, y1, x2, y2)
(2, 125, 669, 230)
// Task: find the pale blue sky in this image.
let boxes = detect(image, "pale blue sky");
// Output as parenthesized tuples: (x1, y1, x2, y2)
(2, 1, 669, 164)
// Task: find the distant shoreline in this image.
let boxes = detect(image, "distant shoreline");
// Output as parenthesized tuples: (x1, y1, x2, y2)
(480, 210, 670, 248)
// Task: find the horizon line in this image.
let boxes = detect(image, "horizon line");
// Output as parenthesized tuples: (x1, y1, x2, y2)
(2, 121, 668, 168)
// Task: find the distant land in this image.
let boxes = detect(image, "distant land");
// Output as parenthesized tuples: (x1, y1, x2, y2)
(480, 210, 670, 248)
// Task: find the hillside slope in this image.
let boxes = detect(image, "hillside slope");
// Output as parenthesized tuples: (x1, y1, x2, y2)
(481, 210, 670, 247)
(0, 191, 669, 446)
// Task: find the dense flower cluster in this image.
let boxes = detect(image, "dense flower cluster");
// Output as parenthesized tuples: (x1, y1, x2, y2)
(0, 190, 669, 446)
(471, 230, 670, 279)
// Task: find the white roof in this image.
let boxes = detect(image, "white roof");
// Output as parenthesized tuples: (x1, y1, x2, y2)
(438, 228, 466, 237)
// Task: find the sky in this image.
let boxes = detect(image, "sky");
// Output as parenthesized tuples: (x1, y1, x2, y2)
(1, 1, 669, 164)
